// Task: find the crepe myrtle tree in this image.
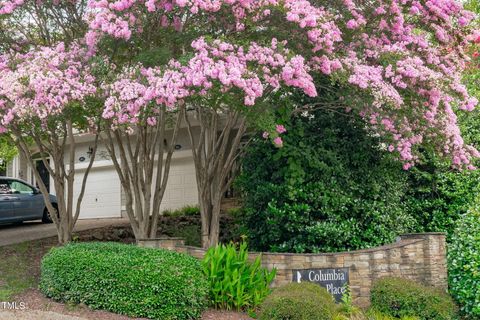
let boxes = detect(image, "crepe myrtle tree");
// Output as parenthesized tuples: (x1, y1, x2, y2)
(0, 43, 100, 244)
(99, 37, 314, 244)
(179, 39, 314, 247)
(98, 46, 303, 243)
(79, 0, 478, 247)
(4, 0, 479, 246)
(100, 65, 187, 240)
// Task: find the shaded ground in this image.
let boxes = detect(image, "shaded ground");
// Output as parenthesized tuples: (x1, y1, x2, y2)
(0, 226, 252, 320)
(0, 218, 130, 246)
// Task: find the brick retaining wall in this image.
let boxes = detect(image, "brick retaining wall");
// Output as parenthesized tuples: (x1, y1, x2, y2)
(137, 233, 447, 307)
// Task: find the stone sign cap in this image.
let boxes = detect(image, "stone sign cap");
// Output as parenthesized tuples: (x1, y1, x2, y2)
(292, 268, 349, 302)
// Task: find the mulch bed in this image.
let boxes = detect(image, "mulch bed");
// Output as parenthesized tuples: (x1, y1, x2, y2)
(16, 288, 253, 320)
(5, 226, 253, 320)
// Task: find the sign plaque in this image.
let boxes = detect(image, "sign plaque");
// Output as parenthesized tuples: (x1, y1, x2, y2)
(292, 268, 349, 302)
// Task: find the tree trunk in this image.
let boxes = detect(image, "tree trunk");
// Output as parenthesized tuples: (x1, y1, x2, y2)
(205, 200, 222, 248)
(58, 222, 73, 245)
(11, 123, 99, 245)
(102, 106, 185, 240)
(185, 107, 247, 248)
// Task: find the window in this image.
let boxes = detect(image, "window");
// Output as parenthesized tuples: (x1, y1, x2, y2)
(0, 180, 11, 194)
(9, 180, 34, 194)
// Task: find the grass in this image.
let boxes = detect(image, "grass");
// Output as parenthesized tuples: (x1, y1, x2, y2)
(162, 205, 200, 217)
(0, 236, 58, 301)
(0, 242, 37, 301)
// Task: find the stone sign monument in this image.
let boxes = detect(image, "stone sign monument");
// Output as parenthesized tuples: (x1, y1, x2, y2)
(139, 233, 448, 307)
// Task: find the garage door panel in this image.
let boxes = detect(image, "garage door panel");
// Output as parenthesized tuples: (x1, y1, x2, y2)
(158, 157, 198, 211)
(71, 156, 198, 217)
(168, 175, 184, 186)
(73, 168, 121, 219)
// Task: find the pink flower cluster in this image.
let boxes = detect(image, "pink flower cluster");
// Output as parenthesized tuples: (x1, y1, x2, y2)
(0, 0, 24, 15)
(0, 43, 97, 132)
(182, 37, 316, 103)
(103, 64, 190, 129)
(82, 0, 343, 55)
(336, 0, 478, 168)
(262, 124, 287, 147)
(104, 38, 316, 130)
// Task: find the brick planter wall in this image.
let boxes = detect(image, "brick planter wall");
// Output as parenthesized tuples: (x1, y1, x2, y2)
(137, 233, 447, 307)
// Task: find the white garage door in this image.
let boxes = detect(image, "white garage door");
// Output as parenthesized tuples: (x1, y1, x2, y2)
(73, 166, 121, 219)
(160, 157, 198, 211)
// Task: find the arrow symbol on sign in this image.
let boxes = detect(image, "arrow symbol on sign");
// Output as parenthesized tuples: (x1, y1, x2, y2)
(297, 271, 302, 283)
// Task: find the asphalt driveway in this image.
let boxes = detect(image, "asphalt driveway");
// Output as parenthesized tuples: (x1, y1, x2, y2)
(0, 218, 129, 247)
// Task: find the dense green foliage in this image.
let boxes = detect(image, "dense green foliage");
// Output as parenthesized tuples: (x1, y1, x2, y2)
(0, 136, 17, 171)
(444, 4, 480, 315)
(448, 207, 480, 318)
(40, 242, 208, 320)
(370, 277, 457, 320)
(404, 157, 480, 239)
(202, 242, 276, 311)
(259, 282, 336, 320)
(237, 110, 415, 253)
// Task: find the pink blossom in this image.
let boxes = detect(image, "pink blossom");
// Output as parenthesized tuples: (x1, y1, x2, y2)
(0, 43, 96, 129)
(276, 125, 287, 134)
(273, 136, 283, 147)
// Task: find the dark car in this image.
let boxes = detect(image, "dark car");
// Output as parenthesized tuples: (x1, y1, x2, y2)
(0, 177, 57, 224)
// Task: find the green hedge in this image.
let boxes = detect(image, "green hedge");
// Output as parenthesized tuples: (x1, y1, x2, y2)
(259, 282, 336, 320)
(370, 277, 457, 320)
(40, 242, 208, 320)
(448, 207, 480, 317)
(236, 109, 414, 253)
(404, 158, 480, 240)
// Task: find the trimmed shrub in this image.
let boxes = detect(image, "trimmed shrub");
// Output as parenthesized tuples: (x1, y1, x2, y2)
(259, 282, 336, 320)
(40, 242, 208, 320)
(202, 242, 275, 311)
(370, 277, 457, 320)
(448, 207, 480, 317)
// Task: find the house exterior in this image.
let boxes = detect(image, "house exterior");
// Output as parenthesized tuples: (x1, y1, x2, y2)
(6, 128, 199, 220)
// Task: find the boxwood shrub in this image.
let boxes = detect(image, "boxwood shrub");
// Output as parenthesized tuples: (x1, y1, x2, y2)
(259, 282, 336, 320)
(40, 242, 208, 320)
(370, 277, 457, 320)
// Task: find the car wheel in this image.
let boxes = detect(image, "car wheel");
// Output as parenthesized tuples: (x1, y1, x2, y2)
(42, 206, 56, 224)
